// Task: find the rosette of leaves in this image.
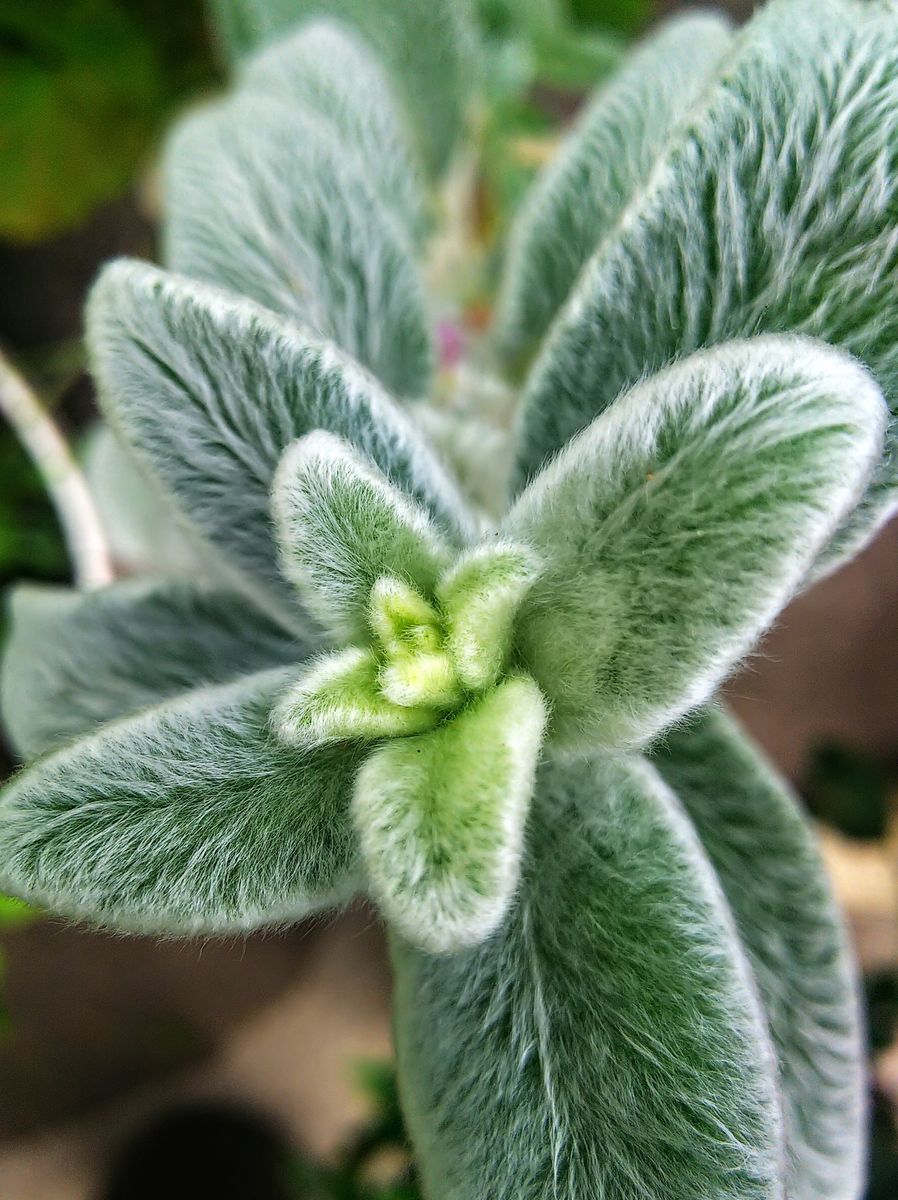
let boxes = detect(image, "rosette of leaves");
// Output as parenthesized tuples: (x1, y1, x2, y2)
(2, 0, 898, 1196)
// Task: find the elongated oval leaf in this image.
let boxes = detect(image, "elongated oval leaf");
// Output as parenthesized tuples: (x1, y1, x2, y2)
(272, 432, 452, 642)
(504, 337, 886, 749)
(164, 93, 432, 400)
(205, 0, 475, 177)
(392, 752, 784, 1199)
(356, 675, 547, 953)
(0, 668, 363, 934)
(517, 0, 898, 571)
(1, 579, 311, 762)
(87, 261, 474, 627)
(651, 707, 865, 1200)
(238, 19, 425, 241)
(496, 11, 732, 363)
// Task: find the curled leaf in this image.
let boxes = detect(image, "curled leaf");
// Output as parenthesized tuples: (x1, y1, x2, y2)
(273, 648, 438, 749)
(272, 432, 453, 643)
(438, 541, 540, 692)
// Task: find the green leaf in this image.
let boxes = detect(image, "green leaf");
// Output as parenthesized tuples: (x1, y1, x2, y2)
(496, 11, 733, 364)
(0, 668, 363, 934)
(476, 0, 565, 36)
(238, 19, 425, 240)
(272, 432, 452, 643)
(86, 261, 473, 627)
(163, 92, 432, 401)
(273, 647, 438, 748)
(504, 337, 886, 749)
(205, 0, 475, 177)
(392, 752, 784, 1198)
(1, 578, 309, 762)
(356, 675, 547, 953)
(516, 0, 898, 572)
(437, 542, 540, 692)
(82, 424, 213, 579)
(527, 26, 624, 92)
(651, 707, 865, 1200)
(368, 579, 461, 711)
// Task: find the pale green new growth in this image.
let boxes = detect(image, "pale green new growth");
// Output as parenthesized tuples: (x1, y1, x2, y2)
(274, 647, 438, 748)
(269, 493, 547, 950)
(506, 337, 886, 748)
(369, 577, 461, 710)
(356, 676, 547, 953)
(496, 11, 733, 363)
(0, 1, 892, 1194)
(438, 542, 540, 692)
(272, 432, 452, 643)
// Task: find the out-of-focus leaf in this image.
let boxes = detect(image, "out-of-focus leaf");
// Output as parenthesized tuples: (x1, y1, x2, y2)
(205, 0, 475, 178)
(569, 0, 653, 36)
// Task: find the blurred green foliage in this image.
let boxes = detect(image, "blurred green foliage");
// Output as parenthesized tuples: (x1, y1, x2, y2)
(0, 428, 67, 587)
(0, 0, 214, 243)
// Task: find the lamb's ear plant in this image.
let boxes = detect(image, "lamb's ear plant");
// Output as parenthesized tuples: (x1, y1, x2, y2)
(1, 0, 896, 1195)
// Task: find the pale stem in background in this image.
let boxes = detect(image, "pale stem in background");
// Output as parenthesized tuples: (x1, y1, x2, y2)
(0, 351, 113, 590)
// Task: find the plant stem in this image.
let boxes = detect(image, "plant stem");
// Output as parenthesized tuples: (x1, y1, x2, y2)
(0, 350, 113, 590)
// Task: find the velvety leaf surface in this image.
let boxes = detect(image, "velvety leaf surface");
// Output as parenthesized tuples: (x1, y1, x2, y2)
(273, 647, 439, 749)
(238, 19, 425, 240)
(0, 668, 363, 934)
(392, 752, 784, 1199)
(437, 542, 540, 692)
(164, 92, 432, 400)
(516, 0, 898, 571)
(357, 676, 547, 954)
(1, 579, 310, 762)
(651, 707, 865, 1200)
(496, 11, 733, 363)
(272, 432, 452, 643)
(505, 337, 886, 749)
(205, 0, 474, 177)
(87, 261, 473, 627)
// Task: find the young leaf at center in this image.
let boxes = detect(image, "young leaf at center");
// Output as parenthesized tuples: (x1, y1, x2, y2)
(354, 675, 547, 954)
